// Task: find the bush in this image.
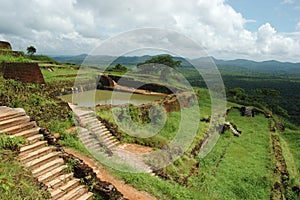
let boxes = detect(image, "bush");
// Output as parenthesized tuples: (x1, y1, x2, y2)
(0, 134, 26, 151)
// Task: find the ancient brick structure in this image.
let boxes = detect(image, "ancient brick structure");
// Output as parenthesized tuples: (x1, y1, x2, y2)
(241, 106, 254, 117)
(0, 41, 24, 56)
(3, 62, 45, 84)
(0, 41, 12, 50)
(98, 74, 115, 88)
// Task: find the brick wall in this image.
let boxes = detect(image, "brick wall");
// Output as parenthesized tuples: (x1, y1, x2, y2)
(3, 62, 45, 84)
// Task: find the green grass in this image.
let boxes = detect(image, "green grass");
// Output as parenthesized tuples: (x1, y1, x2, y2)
(0, 77, 72, 129)
(58, 128, 91, 156)
(41, 67, 79, 83)
(27, 54, 58, 63)
(0, 135, 50, 199)
(0, 53, 31, 63)
(103, 166, 212, 200)
(280, 128, 300, 185)
(195, 109, 273, 199)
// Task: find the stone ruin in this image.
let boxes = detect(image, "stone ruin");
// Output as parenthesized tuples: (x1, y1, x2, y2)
(98, 74, 115, 88)
(0, 41, 12, 51)
(241, 106, 254, 117)
(0, 41, 45, 84)
(0, 41, 23, 56)
(3, 62, 45, 84)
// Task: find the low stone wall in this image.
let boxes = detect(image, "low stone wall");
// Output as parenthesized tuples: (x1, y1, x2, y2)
(3, 62, 45, 84)
(127, 92, 196, 114)
(226, 106, 267, 118)
(108, 75, 175, 94)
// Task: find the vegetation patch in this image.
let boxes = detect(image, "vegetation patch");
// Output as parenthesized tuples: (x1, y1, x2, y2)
(0, 135, 50, 199)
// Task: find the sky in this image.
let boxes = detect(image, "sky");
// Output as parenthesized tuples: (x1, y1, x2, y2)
(0, 0, 300, 62)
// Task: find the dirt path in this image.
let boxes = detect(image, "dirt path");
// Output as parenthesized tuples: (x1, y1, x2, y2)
(64, 148, 157, 200)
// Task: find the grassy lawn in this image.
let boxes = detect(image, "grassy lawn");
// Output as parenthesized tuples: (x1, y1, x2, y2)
(41, 67, 79, 83)
(196, 109, 273, 199)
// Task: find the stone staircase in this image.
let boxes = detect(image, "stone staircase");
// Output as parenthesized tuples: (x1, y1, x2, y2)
(0, 106, 93, 200)
(70, 104, 153, 174)
(78, 112, 120, 151)
(69, 104, 120, 154)
(224, 122, 241, 137)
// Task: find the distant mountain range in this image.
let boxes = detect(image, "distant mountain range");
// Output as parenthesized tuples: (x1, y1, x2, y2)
(51, 54, 300, 74)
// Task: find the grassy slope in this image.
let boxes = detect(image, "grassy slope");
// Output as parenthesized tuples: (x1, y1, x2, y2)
(0, 150, 50, 199)
(280, 128, 300, 185)
(0, 135, 50, 199)
(197, 109, 273, 199)
(95, 106, 277, 199)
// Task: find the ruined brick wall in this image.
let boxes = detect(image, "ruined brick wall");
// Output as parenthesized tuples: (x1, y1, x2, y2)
(3, 62, 45, 84)
(0, 41, 12, 50)
(98, 74, 115, 88)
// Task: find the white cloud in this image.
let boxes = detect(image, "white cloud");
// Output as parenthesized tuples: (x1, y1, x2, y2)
(0, 0, 300, 61)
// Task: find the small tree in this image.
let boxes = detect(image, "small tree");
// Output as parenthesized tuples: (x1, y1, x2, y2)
(137, 55, 181, 81)
(26, 46, 36, 56)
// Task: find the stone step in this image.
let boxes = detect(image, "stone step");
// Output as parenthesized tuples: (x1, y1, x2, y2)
(27, 134, 43, 144)
(20, 140, 47, 154)
(77, 129, 89, 136)
(51, 179, 80, 199)
(84, 140, 103, 148)
(0, 115, 30, 129)
(81, 116, 98, 121)
(85, 142, 103, 150)
(0, 108, 26, 121)
(25, 151, 61, 169)
(79, 132, 94, 140)
(45, 173, 73, 190)
(32, 158, 64, 177)
(96, 131, 110, 137)
(38, 165, 67, 183)
(89, 123, 105, 129)
(0, 121, 37, 134)
(0, 106, 10, 112)
(90, 126, 107, 132)
(101, 130, 110, 135)
(105, 138, 118, 146)
(91, 127, 107, 134)
(82, 119, 101, 126)
(13, 127, 40, 138)
(78, 112, 94, 118)
(80, 136, 98, 144)
(77, 192, 94, 200)
(80, 117, 97, 123)
(102, 135, 115, 142)
(107, 141, 119, 149)
(79, 113, 96, 119)
(57, 185, 88, 200)
(19, 146, 53, 163)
